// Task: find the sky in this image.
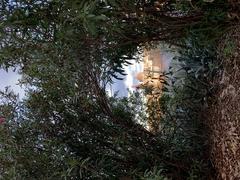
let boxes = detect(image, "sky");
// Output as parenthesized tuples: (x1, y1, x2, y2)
(106, 61, 144, 97)
(0, 48, 173, 98)
(108, 47, 173, 96)
(0, 68, 25, 98)
(0, 63, 144, 98)
(0, 63, 143, 99)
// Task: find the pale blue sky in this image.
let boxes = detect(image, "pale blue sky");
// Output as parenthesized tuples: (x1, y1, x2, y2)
(0, 61, 144, 98)
(0, 48, 173, 98)
(0, 64, 141, 98)
(107, 61, 143, 97)
(0, 68, 25, 98)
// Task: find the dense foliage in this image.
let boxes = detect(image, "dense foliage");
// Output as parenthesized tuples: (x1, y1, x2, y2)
(0, 0, 233, 179)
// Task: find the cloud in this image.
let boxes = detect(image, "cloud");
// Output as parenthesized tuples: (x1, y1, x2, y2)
(108, 61, 143, 97)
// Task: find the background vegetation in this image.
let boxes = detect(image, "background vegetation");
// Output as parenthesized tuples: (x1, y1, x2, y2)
(0, 0, 237, 179)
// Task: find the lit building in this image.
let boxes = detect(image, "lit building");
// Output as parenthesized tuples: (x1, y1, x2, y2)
(133, 48, 168, 133)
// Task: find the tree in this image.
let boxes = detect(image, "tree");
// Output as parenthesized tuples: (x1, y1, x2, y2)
(0, 0, 229, 179)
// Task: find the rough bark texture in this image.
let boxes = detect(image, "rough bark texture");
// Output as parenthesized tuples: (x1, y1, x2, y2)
(207, 25, 240, 180)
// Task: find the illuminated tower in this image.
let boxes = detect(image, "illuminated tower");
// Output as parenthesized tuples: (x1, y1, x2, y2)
(134, 48, 166, 133)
